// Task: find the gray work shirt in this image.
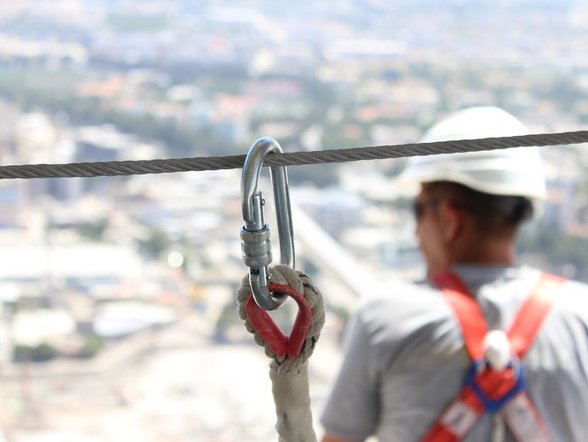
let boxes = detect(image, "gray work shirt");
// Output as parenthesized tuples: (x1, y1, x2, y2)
(320, 265, 588, 441)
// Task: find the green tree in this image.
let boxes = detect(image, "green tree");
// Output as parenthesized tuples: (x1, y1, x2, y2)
(137, 228, 170, 258)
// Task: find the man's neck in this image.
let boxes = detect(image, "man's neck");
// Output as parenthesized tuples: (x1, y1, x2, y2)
(451, 235, 516, 268)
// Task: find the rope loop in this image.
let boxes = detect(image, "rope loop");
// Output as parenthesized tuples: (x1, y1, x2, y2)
(237, 264, 325, 374)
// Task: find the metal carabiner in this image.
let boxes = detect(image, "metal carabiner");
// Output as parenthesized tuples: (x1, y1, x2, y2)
(240, 137, 295, 310)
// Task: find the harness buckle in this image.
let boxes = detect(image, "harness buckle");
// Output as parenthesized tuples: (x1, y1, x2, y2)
(465, 359, 526, 413)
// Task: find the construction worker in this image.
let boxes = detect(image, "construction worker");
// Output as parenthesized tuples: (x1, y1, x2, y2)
(320, 106, 588, 441)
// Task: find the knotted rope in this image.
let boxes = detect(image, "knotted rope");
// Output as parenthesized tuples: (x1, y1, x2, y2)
(237, 264, 325, 441)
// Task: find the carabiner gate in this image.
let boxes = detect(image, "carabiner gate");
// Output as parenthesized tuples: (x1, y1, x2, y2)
(240, 137, 295, 310)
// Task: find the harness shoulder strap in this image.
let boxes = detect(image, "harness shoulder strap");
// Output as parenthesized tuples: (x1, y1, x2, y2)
(422, 272, 564, 442)
(431, 272, 487, 361)
(433, 272, 563, 360)
(508, 273, 563, 358)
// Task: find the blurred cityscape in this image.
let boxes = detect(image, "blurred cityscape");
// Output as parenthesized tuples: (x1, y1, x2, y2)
(0, 0, 587, 440)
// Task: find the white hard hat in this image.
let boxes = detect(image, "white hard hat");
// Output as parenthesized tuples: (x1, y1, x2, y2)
(400, 106, 546, 200)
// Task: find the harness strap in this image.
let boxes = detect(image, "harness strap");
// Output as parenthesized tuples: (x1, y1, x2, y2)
(431, 272, 488, 360)
(508, 274, 563, 358)
(502, 393, 550, 442)
(421, 272, 563, 442)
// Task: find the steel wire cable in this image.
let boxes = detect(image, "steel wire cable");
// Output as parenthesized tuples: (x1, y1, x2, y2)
(1, 130, 587, 180)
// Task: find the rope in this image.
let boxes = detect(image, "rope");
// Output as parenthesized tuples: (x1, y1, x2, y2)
(237, 265, 325, 442)
(1, 130, 587, 179)
(237, 264, 325, 374)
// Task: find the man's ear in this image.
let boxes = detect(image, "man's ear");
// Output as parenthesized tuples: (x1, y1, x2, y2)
(437, 201, 462, 242)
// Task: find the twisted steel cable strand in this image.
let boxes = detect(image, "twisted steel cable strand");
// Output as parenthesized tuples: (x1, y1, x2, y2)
(0, 131, 586, 180)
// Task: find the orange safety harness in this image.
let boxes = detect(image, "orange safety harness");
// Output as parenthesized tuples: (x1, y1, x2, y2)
(421, 272, 564, 442)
